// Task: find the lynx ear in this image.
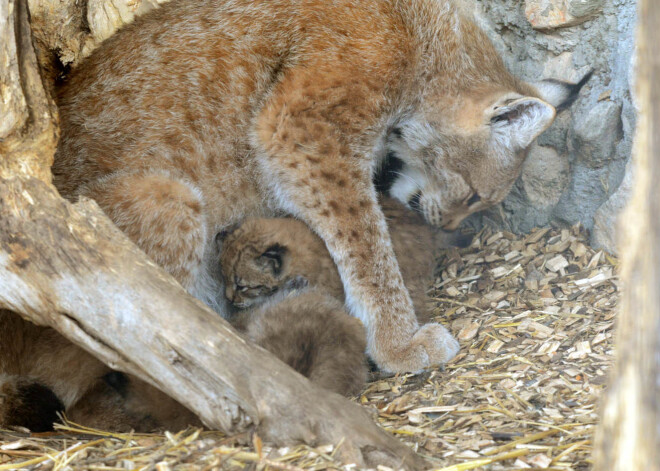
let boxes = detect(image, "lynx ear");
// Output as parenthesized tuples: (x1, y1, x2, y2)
(258, 244, 288, 276)
(533, 69, 593, 111)
(215, 223, 241, 249)
(489, 97, 555, 150)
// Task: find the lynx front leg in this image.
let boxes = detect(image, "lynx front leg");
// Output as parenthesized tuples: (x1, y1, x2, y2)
(256, 79, 459, 373)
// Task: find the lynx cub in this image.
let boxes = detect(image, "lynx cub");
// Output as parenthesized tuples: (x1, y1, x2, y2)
(236, 289, 368, 396)
(218, 198, 459, 395)
(0, 310, 200, 432)
(220, 199, 444, 323)
(53, 0, 589, 372)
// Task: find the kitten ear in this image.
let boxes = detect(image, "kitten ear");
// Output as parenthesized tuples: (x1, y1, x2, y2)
(215, 223, 240, 249)
(258, 244, 287, 276)
(533, 69, 593, 111)
(489, 97, 556, 150)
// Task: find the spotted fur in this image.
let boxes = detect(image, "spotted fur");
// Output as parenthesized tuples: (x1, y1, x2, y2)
(53, 0, 587, 373)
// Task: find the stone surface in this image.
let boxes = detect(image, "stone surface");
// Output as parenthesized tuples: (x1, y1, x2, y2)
(567, 0, 604, 18)
(521, 144, 570, 208)
(570, 101, 623, 167)
(551, 160, 627, 228)
(592, 160, 634, 255)
(524, 0, 603, 30)
(466, 0, 636, 243)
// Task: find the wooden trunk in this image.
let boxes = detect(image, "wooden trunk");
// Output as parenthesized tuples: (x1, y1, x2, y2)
(593, 1, 660, 469)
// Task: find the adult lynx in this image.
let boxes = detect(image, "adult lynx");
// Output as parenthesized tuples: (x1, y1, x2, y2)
(53, 0, 588, 372)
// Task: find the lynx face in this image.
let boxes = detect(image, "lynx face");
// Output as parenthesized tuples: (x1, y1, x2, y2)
(382, 74, 592, 231)
(220, 240, 291, 309)
(383, 95, 552, 230)
(218, 220, 317, 309)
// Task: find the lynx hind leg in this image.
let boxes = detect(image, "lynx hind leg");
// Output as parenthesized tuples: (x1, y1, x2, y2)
(80, 170, 222, 311)
(245, 290, 368, 397)
(0, 375, 64, 432)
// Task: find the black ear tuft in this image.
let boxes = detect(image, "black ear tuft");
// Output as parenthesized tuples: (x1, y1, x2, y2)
(259, 244, 287, 275)
(538, 69, 594, 111)
(556, 69, 593, 111)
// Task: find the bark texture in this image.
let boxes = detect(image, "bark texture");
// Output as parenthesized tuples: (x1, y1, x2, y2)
(593, 1, 659, 469)
(0, 0, 57, 182)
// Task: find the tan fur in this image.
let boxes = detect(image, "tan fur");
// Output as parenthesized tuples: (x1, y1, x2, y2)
(218, 198, 457, 395)
(241, 290, 368, 397)
(0, 310, 200, 432)
(220, 198, 437, 324)
(53, 0, 574, 372)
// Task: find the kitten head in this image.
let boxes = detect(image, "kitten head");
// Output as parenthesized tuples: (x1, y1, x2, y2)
(217, 219, 310, 309)
(378, 72, 592, 230)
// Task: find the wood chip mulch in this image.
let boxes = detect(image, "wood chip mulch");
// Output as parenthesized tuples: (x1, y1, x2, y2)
(0, 225, 618, 470)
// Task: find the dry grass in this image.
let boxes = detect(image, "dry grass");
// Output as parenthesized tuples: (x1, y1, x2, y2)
(0, 225, 617, 470)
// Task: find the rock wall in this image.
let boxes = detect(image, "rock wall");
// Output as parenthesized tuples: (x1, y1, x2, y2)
(464, 0, 637, 254)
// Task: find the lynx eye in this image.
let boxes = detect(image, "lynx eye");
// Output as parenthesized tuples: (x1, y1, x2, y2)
(408, 191, 422, 211)
(236, 284, 249, 293)
(467, 193, 481, 206)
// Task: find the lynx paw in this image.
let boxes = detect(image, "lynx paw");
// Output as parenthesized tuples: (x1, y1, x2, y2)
(411, 323, 460, 367)
(375, 323, 460, 374)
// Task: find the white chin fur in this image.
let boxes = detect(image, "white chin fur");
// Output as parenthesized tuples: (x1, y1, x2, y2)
(387, 167, 426, 206)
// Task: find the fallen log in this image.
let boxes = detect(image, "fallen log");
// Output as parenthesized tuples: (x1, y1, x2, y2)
(0, 175, 424, 469)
